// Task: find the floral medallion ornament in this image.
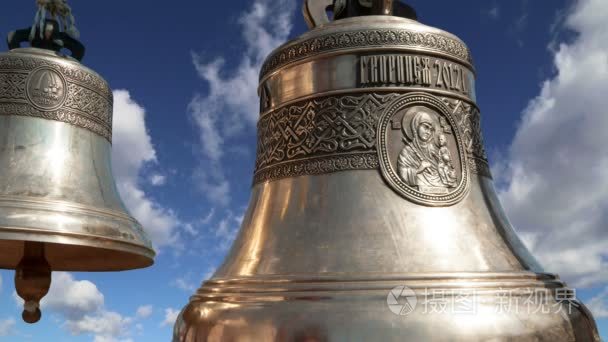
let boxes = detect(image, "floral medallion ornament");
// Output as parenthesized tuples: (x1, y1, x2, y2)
(377, 93, 470, 206)
(26, 67, 68, 111)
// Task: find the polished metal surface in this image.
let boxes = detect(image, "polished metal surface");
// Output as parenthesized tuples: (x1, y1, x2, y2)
(175, 2, 600, 341)
(0, 47, 154, 272)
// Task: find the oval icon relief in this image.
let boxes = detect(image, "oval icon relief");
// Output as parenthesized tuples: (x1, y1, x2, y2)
(26, 67, 68, 111)
(377, 93, 469, 206)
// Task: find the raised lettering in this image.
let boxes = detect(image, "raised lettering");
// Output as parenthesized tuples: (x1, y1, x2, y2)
(442, 63, 451, 90)
(396, 56, 405, 83)
(406, 56, 414, 84)
(371, 56, 378, 83)
(388, 55, 396, 83)
(382, 56, 388, 83)
(414, 56, 421, 83)
(358, 54, 472, 97)
(435, 60, 444, 88)
(448, 64, 456, 89)
(421, 58, 431, 86)
(454, 65, 462, 91)
(360, 56, 369, 84)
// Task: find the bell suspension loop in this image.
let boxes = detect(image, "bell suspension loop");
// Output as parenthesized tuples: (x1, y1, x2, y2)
(303, 0, 417, 29)
(372, 0, 394, 15)
(31, 0, 80, 40)
(7, 0, 85, 61)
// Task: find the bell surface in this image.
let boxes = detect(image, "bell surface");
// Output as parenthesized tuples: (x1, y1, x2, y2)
(0, 47, 154, 272)
(175, 1, 600, 341)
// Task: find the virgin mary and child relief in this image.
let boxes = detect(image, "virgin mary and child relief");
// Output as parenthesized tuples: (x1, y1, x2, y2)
(397, 106, 458, 195)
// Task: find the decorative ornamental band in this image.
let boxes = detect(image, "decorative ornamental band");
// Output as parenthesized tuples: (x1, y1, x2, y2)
(260, 29, 473, 80)
(253, 152, 378, 184)
(254, 92, 490, 184)
(0, 51, 113, 142)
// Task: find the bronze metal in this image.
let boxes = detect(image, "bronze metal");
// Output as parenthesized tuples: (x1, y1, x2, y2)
(303, 0, 333, 29)
(0, 12, 155, 321)
(174, 2, 600, 341)
(373, 0, 393, 15)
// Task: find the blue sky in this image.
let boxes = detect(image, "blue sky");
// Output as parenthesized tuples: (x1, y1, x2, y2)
(0, 0, 607, 341)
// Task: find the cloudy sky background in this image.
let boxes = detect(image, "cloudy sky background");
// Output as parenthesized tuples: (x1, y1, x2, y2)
(0, 0, 607, 340)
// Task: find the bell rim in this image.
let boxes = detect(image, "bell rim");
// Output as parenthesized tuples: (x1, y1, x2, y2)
(0, 229, 155, 272)
(0, 195, 155, 271)
(190, 271, 569, 306)
(0, 225, 156, 255)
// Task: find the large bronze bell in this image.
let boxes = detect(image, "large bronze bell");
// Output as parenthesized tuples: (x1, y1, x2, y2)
(174, 1, 600, 341)
(0, 6, 154, 323)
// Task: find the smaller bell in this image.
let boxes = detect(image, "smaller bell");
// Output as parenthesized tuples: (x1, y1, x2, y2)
(0, 3, 154, 323)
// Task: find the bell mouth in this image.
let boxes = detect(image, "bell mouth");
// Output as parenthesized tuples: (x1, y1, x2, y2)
(0, 239, 154, 272)
(0, 196, 155, 272)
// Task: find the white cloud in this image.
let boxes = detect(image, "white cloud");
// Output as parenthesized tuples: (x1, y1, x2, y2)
(117, 182, 181, 250)
(65, 303, 153, 341)
(149, 174, 166, 186)
(193, 166, 231, 206)
(65, 311, 132, 340)
(161, 308, 180, 328)
(44, 274, 127, 341)
(514, 11, 528, 32)
(498, 0, 608, 288)
(42, 272, 104, 319)
(94, 337, 134, 342)
(486, 4, 500, 19)
(171, 275, 198, 293)
(111, 90, 156, 182)
(0, 318, 15, 336)
(189, 0, 296, 205)
(183, 208, 216, 237)
(214, 210, 243, 251)
(112, 90, 181, 249)
(182, 223, 197, 237)
(135, 305, 153, 319)
(588, 287, 608, 318)
(508, 0, 529, 46)
(14, 272, 146, 341)
(203, 267, 216, 281)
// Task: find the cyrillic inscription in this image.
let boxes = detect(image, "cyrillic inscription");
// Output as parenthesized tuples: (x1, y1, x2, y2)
(360, 54, 471, 96)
